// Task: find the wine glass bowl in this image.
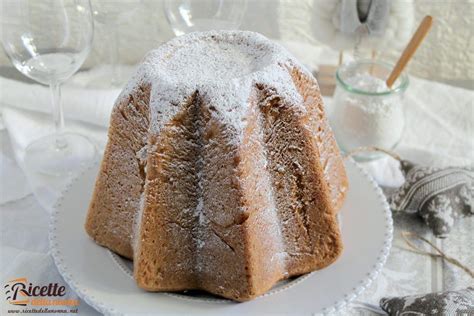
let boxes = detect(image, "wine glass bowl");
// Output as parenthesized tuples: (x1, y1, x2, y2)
(164, 0, 247, 36)
(2, 1, 93, 85)
(91, 0, 142, 87)
(92, 1, 140, 24)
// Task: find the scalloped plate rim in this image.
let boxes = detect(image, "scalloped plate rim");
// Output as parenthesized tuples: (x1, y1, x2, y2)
(49, 159, 393, 315)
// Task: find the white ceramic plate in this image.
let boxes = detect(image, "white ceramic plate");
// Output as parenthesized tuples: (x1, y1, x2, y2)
(49, 160, 392, 315)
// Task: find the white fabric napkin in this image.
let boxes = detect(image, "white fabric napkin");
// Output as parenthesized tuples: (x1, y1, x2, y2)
(0, 132, 30, 204)
(1, 188, 100, 316)
(1, 107, 109, 164)
(0, 66, 130, 208)
(0, 72, 121, 128)
(1, 108, 110, 209)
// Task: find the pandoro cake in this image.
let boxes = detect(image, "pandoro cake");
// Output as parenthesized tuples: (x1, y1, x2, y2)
(85, 30, 348, 301)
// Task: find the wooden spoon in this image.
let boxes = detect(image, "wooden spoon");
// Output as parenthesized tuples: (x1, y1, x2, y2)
(386, 15, 433, 88)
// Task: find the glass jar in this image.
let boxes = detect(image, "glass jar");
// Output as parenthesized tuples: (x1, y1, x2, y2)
(328, 61, 409, 161)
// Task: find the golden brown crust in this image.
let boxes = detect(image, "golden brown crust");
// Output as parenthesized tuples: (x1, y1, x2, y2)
(257, 82, 343, 277)
(85, 84, 151, 259)
(288, 66, 348, 211)
(85, 67, 347, 302)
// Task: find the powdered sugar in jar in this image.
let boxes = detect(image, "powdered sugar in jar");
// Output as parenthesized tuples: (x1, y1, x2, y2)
(328, 61, 409, 161)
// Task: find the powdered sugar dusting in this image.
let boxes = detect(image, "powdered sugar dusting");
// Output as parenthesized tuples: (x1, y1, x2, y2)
(154, 39, 274, 82)
(111, 31, 343, 294)
(119, 31, 306, 142)
(122, 31, 312, 275)
(252, 125, 288, 272)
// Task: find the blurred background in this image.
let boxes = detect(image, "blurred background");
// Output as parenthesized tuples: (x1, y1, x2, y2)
(0, 0, 472, 89)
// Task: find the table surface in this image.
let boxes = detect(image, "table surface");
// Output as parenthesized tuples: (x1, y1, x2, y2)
(1, 63, 473, 315)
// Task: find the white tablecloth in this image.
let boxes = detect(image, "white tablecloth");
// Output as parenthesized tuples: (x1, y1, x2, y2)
(1, 60, 473, 315)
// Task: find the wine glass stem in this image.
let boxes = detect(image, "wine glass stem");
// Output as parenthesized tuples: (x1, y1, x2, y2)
(110, 21, 119, 85)
(50, 82, 67, 149)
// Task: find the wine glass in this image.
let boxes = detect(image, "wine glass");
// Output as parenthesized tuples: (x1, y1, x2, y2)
(91, 0, 142, 87)
(164, 0, 247, 36)
(1, 0, 96, 204)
